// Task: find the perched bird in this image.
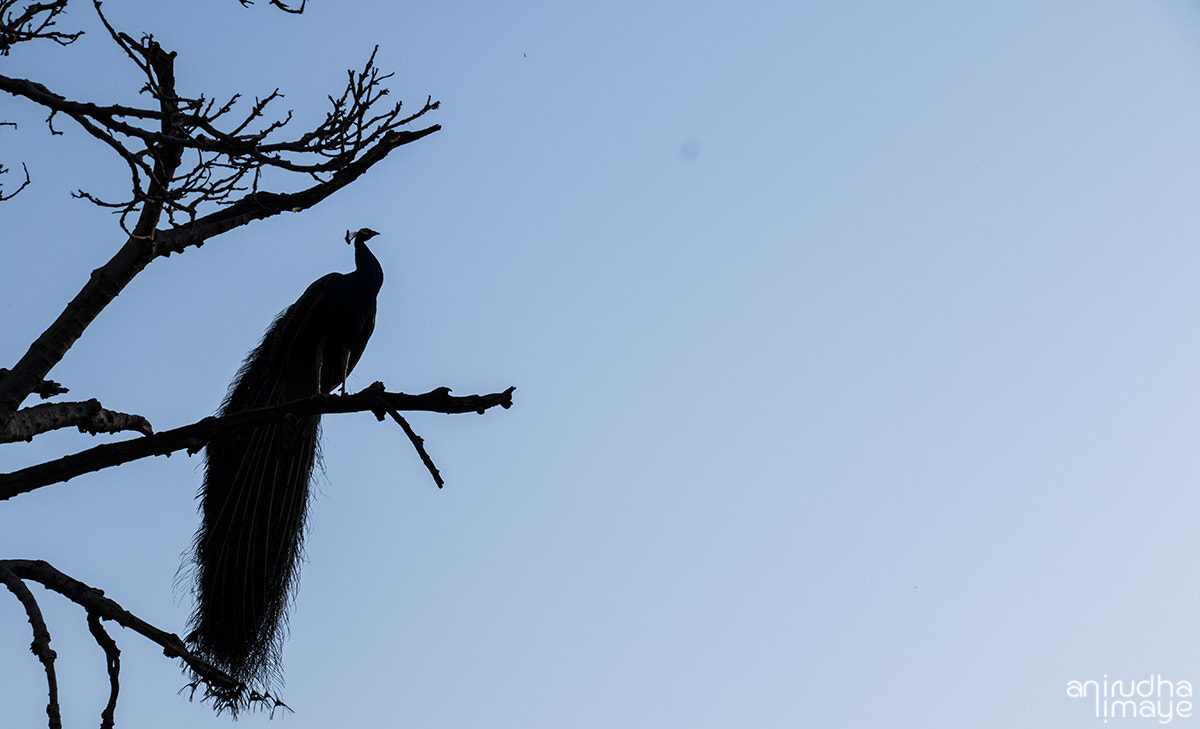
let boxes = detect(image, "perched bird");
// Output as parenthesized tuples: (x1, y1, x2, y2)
(187, 228, 384, 708)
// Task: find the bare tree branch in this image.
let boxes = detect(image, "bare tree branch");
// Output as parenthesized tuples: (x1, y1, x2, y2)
(0, 0, 82, 56)
(0, 563, 62, 729)
(238, 0, 306, 13)
(0, 160, 31, 200)
(0, 231, 156, 428)
(0, 368, 68, 400)
(0, 384, 515, 501)
(384, 408, 445, 488)
(1, 559, 242, 703)
(0, 4, 500, 722)
(0, 399, 153, 443)
(0, 7, 440, 428)
(0, 20, 439, 225)
(86, 611, 120, 729)
(154, 122, 440, 254)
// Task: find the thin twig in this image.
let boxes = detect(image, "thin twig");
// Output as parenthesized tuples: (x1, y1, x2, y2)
(382, 406, 444, 488)
(0, 160, 30, 200)
(0, 0, 81, 55)
(0, 368, 68, 400)
(87, 611, 120, 729)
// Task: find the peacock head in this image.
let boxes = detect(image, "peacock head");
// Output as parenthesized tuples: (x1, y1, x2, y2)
(346, 228, 381, 245)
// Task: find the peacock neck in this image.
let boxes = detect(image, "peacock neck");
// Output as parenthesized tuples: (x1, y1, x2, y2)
(353, 239, 384, 294)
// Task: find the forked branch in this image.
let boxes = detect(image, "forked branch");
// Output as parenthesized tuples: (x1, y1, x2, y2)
(0, 559, 242, 727)
(0, 0, 81, 56)
(0, 3, 440, 428)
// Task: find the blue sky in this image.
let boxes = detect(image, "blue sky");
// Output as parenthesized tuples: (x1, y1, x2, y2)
(5, 0, 1200, 726)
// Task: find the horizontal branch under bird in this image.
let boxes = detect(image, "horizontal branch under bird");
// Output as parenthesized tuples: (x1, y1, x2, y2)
(0, 384, 515, 501)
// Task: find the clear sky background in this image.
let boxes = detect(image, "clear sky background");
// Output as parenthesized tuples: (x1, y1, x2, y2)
(4, 0, 1200, 726)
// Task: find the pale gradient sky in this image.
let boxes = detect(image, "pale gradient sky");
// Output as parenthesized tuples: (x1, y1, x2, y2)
(5, 1, 1200, 727)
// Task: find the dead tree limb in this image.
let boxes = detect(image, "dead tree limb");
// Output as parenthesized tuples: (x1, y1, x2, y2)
(0, 159, 30, 200)
(86, 611, 119, 729)
(1, 400, 153, 443)
(0, 564, 61, 729)
(0, 384, 515, 501)
(0, 369, 69, 399)
(0, 558, 242, 721)
(0, 2, 440, 428)
(0, 0, 81, 56)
